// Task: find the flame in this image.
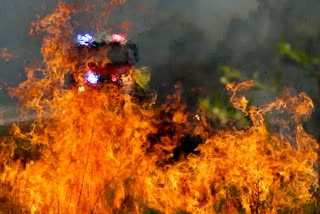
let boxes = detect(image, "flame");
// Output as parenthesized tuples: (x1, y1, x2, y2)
(0, 48, 17, 62)
(121, 21, 131, 31)
(0, 2, 319, 214)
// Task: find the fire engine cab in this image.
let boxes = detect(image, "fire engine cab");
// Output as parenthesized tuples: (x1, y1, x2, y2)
(71, 33, 139, 91)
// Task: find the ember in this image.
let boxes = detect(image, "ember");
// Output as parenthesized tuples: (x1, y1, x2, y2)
(0, 48, 17, 62)
(0, 1, 318, 214)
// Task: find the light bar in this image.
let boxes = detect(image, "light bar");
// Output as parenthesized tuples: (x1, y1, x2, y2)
(76, 33, 94, 46)
(111, 33, 127, 42)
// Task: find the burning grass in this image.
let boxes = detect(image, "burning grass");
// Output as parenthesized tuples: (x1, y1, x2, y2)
(0, 85, 318, 213)
(0, 1, 319, 213)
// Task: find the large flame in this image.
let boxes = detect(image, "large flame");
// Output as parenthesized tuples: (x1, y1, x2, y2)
(0, 2, 318, 213)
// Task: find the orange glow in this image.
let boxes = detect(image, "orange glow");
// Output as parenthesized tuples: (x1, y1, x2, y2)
(0, 48, 17, 62)
(134, 5, 151, 14)
(0, 1, 318, 213)
(121, 21, 131, 31)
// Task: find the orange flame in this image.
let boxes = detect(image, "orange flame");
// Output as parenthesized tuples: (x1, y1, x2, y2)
(0, 48, 17, 62)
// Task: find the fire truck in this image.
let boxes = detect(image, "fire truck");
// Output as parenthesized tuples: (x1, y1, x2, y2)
(71, 33, 150, 97)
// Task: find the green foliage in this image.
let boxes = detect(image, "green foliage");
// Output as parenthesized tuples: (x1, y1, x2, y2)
(133, 66, 151, 90)
(277, 40, 320, 135)
(278, 41, 320, 98)
(278, 41, 320, 72)
(278, 42, 310, 67)
(219, 64, 282, 94)
(199, 92, 249, 128)
(199, 64, 283, 128)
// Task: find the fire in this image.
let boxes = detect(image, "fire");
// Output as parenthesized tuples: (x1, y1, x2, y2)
(0, 1, 319, 213)
(0, 48, 17, 62)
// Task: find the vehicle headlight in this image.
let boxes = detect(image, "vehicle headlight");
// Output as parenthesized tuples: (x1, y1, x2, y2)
(85, 70, 100, 84)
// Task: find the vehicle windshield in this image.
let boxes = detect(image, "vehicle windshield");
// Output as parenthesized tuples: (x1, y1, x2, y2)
(107, 43, 129, 65)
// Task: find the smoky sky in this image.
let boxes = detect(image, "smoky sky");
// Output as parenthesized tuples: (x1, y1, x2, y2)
(0, 0, 257, 108)
(1, 0, 320, 126)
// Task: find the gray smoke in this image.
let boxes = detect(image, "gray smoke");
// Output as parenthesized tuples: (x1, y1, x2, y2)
(1, 0, 320, 132)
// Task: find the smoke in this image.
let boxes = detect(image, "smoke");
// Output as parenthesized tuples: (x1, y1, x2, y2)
(0, 0, 259, 84)
(102, 0, 259, 99)
(106, 0, 258, 62)
(1, 0, 320, 128)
